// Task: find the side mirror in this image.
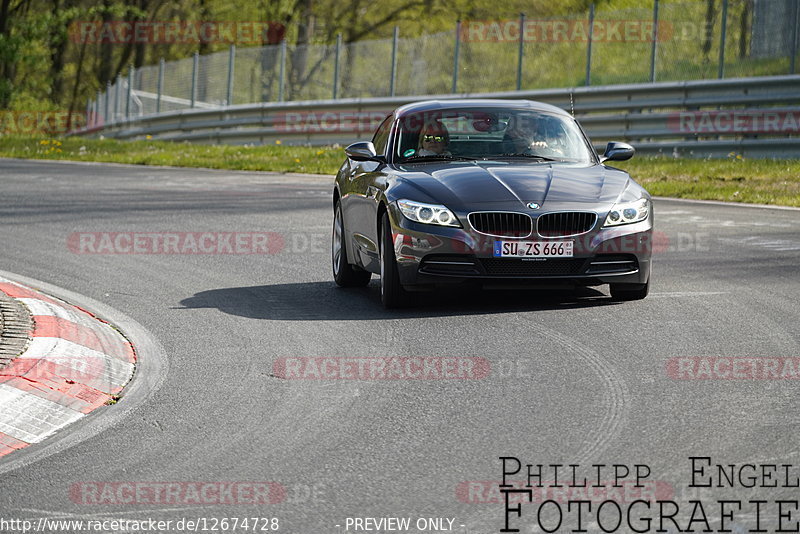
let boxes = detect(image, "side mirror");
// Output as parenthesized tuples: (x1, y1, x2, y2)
(601, 141, 634, 163)
(345, 141, 382, 162)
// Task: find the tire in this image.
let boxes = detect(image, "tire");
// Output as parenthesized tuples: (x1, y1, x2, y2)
(379, 212, 410, 308)
(609, 278, 649, 301)
(332, 201, 371, 287)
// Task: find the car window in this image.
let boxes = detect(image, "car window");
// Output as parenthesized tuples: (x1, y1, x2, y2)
(371, 115, 393, 156)
(395, 108, 595, 163)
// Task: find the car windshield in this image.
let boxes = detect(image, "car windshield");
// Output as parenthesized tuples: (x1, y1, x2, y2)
(395, 107, 595, 163)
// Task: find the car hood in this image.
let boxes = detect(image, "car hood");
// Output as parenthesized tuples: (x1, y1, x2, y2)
(393, 162, 637, 211)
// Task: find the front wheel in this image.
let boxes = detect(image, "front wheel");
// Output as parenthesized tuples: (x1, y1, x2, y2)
(380, 212, 410, 308)
(332, 201, 371, 287)
(609, 278, 649, 301)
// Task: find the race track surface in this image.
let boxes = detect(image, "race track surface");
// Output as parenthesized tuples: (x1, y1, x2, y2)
(0, 158, 798, 533)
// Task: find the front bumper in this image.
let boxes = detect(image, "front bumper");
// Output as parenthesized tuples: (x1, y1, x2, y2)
(388, 205, 652, 288)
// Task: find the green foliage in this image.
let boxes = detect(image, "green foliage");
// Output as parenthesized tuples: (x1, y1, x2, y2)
(0, 0, 793, 119)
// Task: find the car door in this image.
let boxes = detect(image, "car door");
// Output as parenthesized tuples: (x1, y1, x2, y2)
(349, 115, 393, 271)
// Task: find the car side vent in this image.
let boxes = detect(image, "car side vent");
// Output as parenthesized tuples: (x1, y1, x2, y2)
(468, 212, 532, 238)
(536, 212, 597, 237)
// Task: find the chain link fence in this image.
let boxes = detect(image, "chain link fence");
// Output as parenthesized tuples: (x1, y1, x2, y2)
(89, 0, 800, 127)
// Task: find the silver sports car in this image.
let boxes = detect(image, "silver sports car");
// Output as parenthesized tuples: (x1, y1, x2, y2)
(332, 99, 652, 307)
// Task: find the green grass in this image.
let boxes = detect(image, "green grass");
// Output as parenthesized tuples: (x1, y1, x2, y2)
(0, 134, 344, 175)
(614, 157, 800, 207)
(0, 134, 798, 207)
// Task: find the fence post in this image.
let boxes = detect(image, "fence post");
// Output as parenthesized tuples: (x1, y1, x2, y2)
(104, 82, 110, 125)
(333, 33, 342, 99)
(718, 0, 728, 79)
(278, 40, 286, 102)
(227, 45, 236, 106)
(791, 0, 799, 74)
(126, 66, 133, 120)
(191, 51, 199, 108)
(516, 13, 525, 91)
(585, 3, 595, 86)
(157, 58, 164, 113)
(95, 91, 101, 127)
(390, 26, 399, 97)
(649, 0, 659, 82)
(114, 75, 121, 124)
(452, 20, 461, 93)
(86, 99, 92, 128)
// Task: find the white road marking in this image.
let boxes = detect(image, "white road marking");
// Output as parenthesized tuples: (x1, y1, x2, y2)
(656, 197, 800, 211)
(718, 236, 800, 251)
(658, 214, 794, 229)
(650, 291, 728, 297)
(21, 337, 134, 392)
(0, 384, 83, 443)
(17, 297, 98, 328)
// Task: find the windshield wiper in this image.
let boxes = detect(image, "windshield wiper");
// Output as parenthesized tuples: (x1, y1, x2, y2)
(403, 154, 477, 162)
(495, 153, 562, 161)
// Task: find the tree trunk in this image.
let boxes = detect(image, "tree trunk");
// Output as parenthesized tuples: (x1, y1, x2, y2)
(98, 0, 114, 84)
(702, 0, 717, 57)
(739, 0, 752, 59)
(49, 0, 73, 103)
(133, 0, 149, 68)
(197, 0, 211, 56)
(260, 45, 279, 103)
(288, 0, 313, 100)
(0, 0, 17, 107)
(67, 37, 88, 130)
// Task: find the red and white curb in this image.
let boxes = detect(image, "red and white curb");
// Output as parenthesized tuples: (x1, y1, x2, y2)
(0, 278, 135, 457)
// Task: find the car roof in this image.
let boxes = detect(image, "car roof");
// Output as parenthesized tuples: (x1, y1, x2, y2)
(394, 99, 570, 118)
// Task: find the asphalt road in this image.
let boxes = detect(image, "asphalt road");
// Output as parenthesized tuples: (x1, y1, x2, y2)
(0, 158, 799, 534)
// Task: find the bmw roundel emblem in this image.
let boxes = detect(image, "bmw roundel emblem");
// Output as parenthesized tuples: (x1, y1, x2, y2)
(527, 202, 540, 210)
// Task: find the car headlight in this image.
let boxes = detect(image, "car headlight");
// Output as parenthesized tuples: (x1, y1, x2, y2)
(603, 198, 649, 227)
(397, 200, 461, 227)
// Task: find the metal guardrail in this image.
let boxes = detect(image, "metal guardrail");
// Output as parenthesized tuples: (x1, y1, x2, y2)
(75, 75, 800, 158)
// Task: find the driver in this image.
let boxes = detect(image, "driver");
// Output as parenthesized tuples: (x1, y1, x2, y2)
(502, 114, 548, 154)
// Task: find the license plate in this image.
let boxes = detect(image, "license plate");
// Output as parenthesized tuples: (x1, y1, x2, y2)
(493, 240, 573, 258)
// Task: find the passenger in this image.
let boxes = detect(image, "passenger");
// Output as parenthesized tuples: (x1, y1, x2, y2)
(417, 122, 451, 156)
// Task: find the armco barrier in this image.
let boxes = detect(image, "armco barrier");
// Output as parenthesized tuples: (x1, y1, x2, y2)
(73, 75, 800, 158)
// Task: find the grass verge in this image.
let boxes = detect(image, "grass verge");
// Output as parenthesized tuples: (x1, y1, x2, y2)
(0, 135, 344, 175)
(0, 135, 797, 207)
(614, 157, 800, 207)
